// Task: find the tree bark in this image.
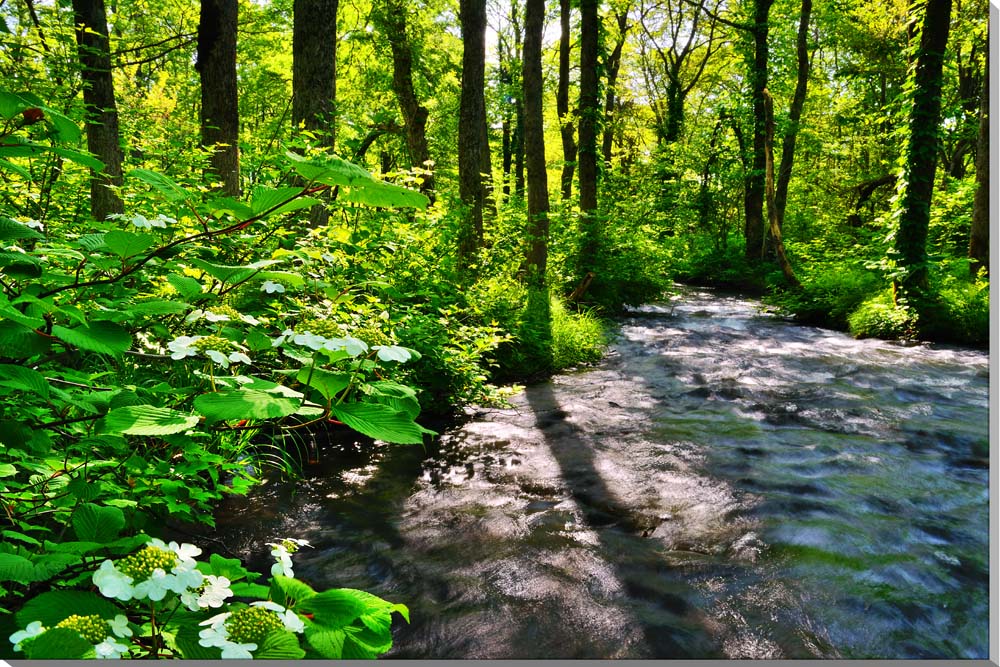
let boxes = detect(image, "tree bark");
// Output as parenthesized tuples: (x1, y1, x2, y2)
(602, 11, 629, 166)
(968, 26, 989, 276)
(744, 0, 772, 262)
(522, 0, 549, 285)
(458, 0, 489, 265)
(557, 0, 577, 200)
(773, 0, 812, 231)
(763, 88, 800, 288)
(71, 0, 124, 221)
(375, 0, 434, 195)
(196, 0, 240, 196)
(577, 0, 600, 274)
(893, 0, 952, 299)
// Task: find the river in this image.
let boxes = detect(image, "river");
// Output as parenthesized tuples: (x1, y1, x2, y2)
(203, 287, 990, 659)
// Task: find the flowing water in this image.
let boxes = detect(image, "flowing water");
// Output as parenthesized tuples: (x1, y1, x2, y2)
(203, 287, 990, 659)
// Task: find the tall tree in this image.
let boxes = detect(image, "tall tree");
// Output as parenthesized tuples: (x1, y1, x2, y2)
(967, 24, 988, 276)
(71, 0, 124, 221)
(893, 0, 953, 300)
(374, 0, 435, 195)
(293, 0, 338, 147)
(522, 0, 548, 285)
(458, 0, 489, 265)
(772, 0, 812, 231)
(557, 0, 577, 199)
(196, 0, 240, 196)
(744, 0, 773, 262)
(601, 9, 629, 166)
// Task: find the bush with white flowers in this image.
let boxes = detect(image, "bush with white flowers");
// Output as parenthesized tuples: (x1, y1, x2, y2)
(8, 536, 408, 659)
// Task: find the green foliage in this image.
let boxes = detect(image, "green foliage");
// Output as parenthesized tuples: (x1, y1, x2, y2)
(847, 290, 917, 339)
(769, 264, 883, 329)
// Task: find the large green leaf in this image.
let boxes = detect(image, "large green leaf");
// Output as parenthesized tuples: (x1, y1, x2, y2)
(270, 575, 317, 608)
(193, 389, 302, 424)
(188, 257, 280, 285)
(341, 181, 429, 209)
(72, 503, 125, 543)
(0, 553, 35, 583)
(51, 321, 132, 356)
(0, 363, 49, 399)
(304, 626, 347, 659)
(255, 630, 307, 659)
(250, 186, 320, 216)
(100, 405, 200, 436)
(0, 216, 44, 241)
(22, 627, 93, 659)
(129, 168, 192, 202)
(0, 250, 43, 279)
(104, 230, 155, 258)
(330, 402, 429, 444)
(296, 367, 351, 401)
(166, 274, 204, 299)
(16, 590, 121, 627)
(0, 320, 51, 358)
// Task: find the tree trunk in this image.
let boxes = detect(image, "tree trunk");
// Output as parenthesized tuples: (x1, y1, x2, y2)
(968, 26, 989, 277)
(376, 0, 434, 195)
(293, 0, 337, 226)
(744, 0, 772, 262)
(893, 0, 952, 299)
(764, 88, 800, 288)
(458, 0, 489, 265)
(557, 0, 577, 200)
(773, 0, 812, 230)
(293, 0, 337, 145)
(601, 11, 628, 166)
(522, 0, 549, 286)
(197, 0, 240, 196)
(71, 0, 124, 221)
(577, 0, 600, 274)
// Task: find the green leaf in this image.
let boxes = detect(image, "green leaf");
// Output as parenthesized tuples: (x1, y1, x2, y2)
(342, 180, 429, 209)
(72, 503, 125, 542)
(331, 402, 428, 444)
(205, 196, 254, 221)
(230, 581, 271, 598)
(51, 321, 132, 356)
(0, 363, 49, 399)
(193, 390, 302, 424)
(0, 553, 35, 582)
(270, 575, 317, 608)
(304, 626, 347, 659)
(255, 630, 306, 659)
(0, 320, 51, 358)
(174, 625, 223, 659)
(0, 216, 44, 241)
(99, 405, 200, 436)
(296, 367, 351, 401)
(0, 251, 43, 278)
(104, 230, 155, 258)
(16, 590, 121, 627)
(188, 257, 280, 284)
(0, 158, 31, 179)
(167, 274, 204, 299)
(48, 145, 104, 171)
(126, 299, 190, 316)
(286, 151, 373, 186)
(22, 627, 93, 659)
(298, 588, 367, 627)
(250, 186, 317, 215)
(207, 552, 251, 581)
(0, 463, 16, 477)
(129, 168, 191, 202)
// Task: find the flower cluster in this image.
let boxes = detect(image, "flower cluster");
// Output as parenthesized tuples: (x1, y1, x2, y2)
(167, 335, 252, 368)
(198, 601, 305, 659)
(9, 614, 132, 659)
(93, 539, 204, 602)
(106, 212, 175, 229)
(272, 329, 369, 356)
(268, 537, 311, 578)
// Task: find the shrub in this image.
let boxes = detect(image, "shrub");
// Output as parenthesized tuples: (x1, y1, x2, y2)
(848, 290, 918, 339)
(770, 264, 883, 329)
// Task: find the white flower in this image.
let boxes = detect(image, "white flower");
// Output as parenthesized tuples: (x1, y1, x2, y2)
(239, 313, 261, 325)
(281, 609, 305, 633)
(129, 213, 171, 229)
(10, 621, 45, 651)
(292, 331, 327, 350)
(181, 588, 201, 611)
(272, 328, 296, 347)
(132, 567, 172, 601)
(322, 336, 368, 356)
(149, 538, 202, 565)
(109, 615, 132, 639)
(168, 561, 204, 593)
(167, 335, 201, 360)
(205, 311, 231, 322)
(220, 641, 257, 659)
(261, 280, 285, 294)
(93, 560, 134, 601)
(228, 351, 252, 366)
(198, 613, 231, 648)
(94, 636, 130, 659)
(199, 575, 233, 608)
(25, 219, 44, 230)
(270, 546, 294, 578)
(373, 345, 411, 363)
(205, 349, 231, 368)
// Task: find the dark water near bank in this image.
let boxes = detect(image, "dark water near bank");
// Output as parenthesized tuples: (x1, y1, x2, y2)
(202, 287, 990, 659)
